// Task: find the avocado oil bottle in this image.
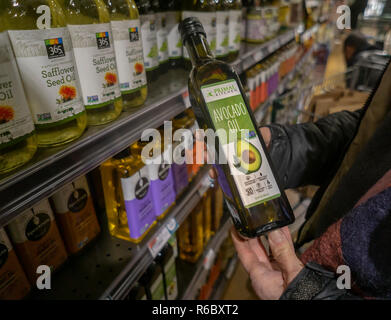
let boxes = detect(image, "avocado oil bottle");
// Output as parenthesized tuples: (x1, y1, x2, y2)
(59, 0, 123, 126)
(100, 148, 157, 243)
(3, 0, 87, 147)
(0, 29, 37, 174)
(104, 0, 148, 109)
(228, 0, 242, 62)
(179, 18, 295, 238)
(182, 0, 217, 70)
(135, 0, 160, 83)
(216, 0, 230, 61)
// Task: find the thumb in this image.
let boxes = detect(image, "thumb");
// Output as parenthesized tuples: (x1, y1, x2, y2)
(268, 228, 304, 283)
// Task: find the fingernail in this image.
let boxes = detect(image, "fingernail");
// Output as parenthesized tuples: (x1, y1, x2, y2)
(268, 229, 285, 244)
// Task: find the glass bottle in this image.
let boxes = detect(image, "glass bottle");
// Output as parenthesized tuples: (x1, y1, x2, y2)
(100, 148, 157, 242)
(153, 0, 169, 74)
(228, 0, 243, 62)
(135, 0, 160, 83)
(164, 0, 183, 69)
(104, 0, 148, 109)
(180, 17, 295, 238)
(0, 29, 37, 174)
(216, 0, 230, 61)
(2, 0, 87, 147)
(182, 0, 217, 70)
(59, 0, 123, 126)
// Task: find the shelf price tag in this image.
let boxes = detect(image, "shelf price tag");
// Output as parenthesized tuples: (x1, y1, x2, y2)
(203, 249, 216, 271)
(148, 218, 179, 258)
(182, 90, 191, 108)
(253, 50, 264, 63)
(198, 175, 211, 197)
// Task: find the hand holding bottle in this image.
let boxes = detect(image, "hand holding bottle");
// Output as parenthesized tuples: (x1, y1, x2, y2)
(231, 226, 304, 300)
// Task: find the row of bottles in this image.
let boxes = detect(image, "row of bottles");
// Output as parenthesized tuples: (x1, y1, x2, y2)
(0, 175, 100, 300)
(177, 186, 225, 264)
(99, 109, 203, 243)
(0, 0, 148, 174)
(246, 41, 298, 110)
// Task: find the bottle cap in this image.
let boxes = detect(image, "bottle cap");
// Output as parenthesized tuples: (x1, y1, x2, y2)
(178, 17, 207, 46)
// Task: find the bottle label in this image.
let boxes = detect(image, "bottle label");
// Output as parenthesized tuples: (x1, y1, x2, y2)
(166, 11, 182, 59)
(148, 149, 176, 218)
(201, 80, 281, 208)
(156, 13, 169, 64)
(229, 10, 242, 53)
(164, 254, 178, 300)
(8, 28, 85, 127)
(0, 32, 35, 149)
(140, 14, 159, 71)
(120, 166, 156, 240)
(111, 19, 147, 94)
(172, 141, 189, 195)
(182, 11, 217, 59)
(216, 11, 229, 57)
(67, 23, 121, 110)
(246, 12, 267, 42)
(51, 176, 100, 254)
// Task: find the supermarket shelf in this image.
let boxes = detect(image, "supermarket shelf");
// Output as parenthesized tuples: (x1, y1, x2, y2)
(299, 24, 320, 43)
(32, 165, 211, 300)
(254, 45, 316, 124)
(233, 29, 296, 74)
(178, 217, 233, 300)
(209, 255, 239, 300)
(0, 29, 296, 229)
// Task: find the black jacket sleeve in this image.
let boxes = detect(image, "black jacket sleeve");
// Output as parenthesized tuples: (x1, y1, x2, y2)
(280, 262, 361, 300)
(266, 109, 364, 189)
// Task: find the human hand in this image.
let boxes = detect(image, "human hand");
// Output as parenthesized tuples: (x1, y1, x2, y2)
(231, 227, 304, 300)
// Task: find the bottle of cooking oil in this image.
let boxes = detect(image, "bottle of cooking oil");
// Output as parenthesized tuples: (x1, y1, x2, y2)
(130, 137, 176, 220)
(180, 17, 295, 238)
(59, 0, 123, 126)
(104, 0, 148, 109)
(100, 148, 157, 242)
(182, 0, 217, 70)
(228, 0, 242, 62)
(203, 189, 212, 245)
(165, 0, 183, 69)
(0, 30, 37, 174)
(211, 185, 224, 235)
(135, 0, 160, 83)
(3, 0, 87, 147)
(154, 0, 169, 74)
(177, 201, 204, 263)
(216, 0, 230, 61)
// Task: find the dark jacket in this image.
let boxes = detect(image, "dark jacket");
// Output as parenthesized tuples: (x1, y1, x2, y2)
(267, 59, 391, 299)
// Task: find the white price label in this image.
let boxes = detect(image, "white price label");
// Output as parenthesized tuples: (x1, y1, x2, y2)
(198, 176, 211, 197)
(182, 90, 191, 108)
(254, 50, 264, 62)
(148, 218, 179, 258)
(203, 249, 216, 271)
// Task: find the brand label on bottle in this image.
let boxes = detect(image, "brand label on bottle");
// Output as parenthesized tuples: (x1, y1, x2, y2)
(156, 13, 169, 64)
(246, 12, 267, 42)
(201, 80, 281, 208)
(121, 166, 156, 240)
(148, 149, 176, 218)
(111, 19, 147, 94)
(216, 11, 229, 57)
(67, 23, 121, 109)
(8, 28, 85, 127)
(229, 10, 242, 53)
(182, 11, 217, 59)
(166, 11, 182, 59)
(140, 14, 159, 71)
(164, 254, 178, 300)
(0, 32, 35, 149)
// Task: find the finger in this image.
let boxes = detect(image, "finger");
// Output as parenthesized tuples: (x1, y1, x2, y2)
(268, 229, 304, 283)
(231, 228, 264, 274)
(248, 237, 272, 268)
(280, 227, 295, 250)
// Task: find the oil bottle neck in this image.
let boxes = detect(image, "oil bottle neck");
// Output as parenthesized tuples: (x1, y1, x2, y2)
(185, 33, 214, 67)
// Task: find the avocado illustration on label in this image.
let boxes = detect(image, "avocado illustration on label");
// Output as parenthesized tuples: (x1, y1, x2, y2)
(233, 140, 262, 174)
